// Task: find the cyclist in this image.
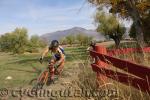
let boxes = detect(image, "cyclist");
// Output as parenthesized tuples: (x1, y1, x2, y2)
(39, 40, 65, 81)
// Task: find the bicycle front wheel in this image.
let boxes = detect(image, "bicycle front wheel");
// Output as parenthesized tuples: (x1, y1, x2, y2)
(32, 71, 49, 90)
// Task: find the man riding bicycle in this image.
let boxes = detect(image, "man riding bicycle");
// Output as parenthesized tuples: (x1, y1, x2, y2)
(39, 40, 65, 82)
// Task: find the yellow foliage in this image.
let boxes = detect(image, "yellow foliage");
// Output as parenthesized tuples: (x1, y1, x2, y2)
(136, 2, 150, 13)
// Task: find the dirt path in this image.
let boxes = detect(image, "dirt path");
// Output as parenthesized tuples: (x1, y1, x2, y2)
(6, 61, 88, 100)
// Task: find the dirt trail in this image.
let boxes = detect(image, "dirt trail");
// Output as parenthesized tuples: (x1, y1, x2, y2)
(8, 62, 87, 100)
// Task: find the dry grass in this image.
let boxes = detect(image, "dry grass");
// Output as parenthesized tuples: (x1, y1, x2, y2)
(77, 53, 150, 100)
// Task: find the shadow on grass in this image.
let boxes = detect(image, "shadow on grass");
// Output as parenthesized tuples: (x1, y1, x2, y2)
(6, 53, 89, 66)
(4, 66, 42, 74)
(6, 57, 50, 64)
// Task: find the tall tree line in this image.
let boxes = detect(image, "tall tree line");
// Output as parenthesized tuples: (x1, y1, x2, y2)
(0, 28, 46, 54)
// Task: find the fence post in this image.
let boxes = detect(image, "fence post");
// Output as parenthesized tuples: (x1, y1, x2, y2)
(94, 45, 108, 87)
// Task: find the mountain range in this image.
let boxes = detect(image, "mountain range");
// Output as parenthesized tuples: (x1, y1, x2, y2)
(40, 27, 105, 42)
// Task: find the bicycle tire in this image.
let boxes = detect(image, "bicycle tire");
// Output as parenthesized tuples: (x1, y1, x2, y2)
(32, 70, 48, 90)
(33, 81, 44, 90)
(29, 78, 37, 85)
(31, 63, 57, 90)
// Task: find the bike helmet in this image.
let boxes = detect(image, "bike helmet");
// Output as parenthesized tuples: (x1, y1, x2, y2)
(49, 40, 59, 49)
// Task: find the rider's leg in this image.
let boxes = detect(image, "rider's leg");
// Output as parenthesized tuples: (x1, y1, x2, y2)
(56, 59, 65, 75)
(49, 58, 56, 80)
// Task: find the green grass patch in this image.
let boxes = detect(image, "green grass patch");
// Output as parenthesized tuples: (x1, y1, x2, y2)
(0, 46, 89, 88)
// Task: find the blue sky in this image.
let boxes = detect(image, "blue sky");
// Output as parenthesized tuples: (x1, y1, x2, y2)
(0, 0, 96, 36)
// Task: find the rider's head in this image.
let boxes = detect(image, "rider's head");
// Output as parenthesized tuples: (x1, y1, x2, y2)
(49, 40, 59, 51)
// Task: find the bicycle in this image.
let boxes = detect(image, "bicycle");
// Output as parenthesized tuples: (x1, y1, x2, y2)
(29, 59, 60, 90)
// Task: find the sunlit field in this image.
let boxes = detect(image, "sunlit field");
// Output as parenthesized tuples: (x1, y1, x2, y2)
(0, 41, 149, 99)
(0, 46, 88, 88)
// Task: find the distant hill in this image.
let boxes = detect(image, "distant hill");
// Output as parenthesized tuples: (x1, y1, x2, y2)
(40, 27, 105, 42)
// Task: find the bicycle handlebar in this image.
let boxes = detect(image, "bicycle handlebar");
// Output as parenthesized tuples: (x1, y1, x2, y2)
(39, 59, 43, 64)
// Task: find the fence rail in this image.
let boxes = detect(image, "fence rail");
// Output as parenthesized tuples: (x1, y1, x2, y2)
(90, 46, 150, 93)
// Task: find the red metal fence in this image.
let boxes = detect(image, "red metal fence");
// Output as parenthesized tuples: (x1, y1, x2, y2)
(90, 45, 150, 93)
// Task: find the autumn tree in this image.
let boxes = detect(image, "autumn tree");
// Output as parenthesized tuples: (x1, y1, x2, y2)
(130, 12, 150, 44)
(88, 0, 150, 47)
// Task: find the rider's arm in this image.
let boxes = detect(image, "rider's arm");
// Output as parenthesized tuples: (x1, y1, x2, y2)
(41, 46, 49, 59)
(57, 49, 65, 64)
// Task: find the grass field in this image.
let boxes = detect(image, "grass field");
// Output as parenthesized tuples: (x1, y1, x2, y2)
(0, 52, 40, 88)
(0, 42, 150, 99)
(0, 46, 88, 88)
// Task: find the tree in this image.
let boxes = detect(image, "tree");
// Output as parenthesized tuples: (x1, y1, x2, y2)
(65, 34, 75, 45)
(59, 37, 67, 45)
(130, 13, 150, 44)
(38, 39, 47, 48)
(26, 35, 47, 53)
(39, 37, 48, 47)
(76, 33, 93, 46)
(76, 34, 85, 46)
(95, 12, 126, 48)
(11, 28, 28, 54)
(0, 27, 47, 54)
(83, 36, 93, 46)
(26, 35, 40, 53)
(0, 33, 13, 52)
(0, 28, 28, 54)
(88, 0, 150, 47)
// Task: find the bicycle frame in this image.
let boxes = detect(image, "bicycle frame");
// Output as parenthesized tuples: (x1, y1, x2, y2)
(33, 63, 55, 89)
(37, 67, 49, 85)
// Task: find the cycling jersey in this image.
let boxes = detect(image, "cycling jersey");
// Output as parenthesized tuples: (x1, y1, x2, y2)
(50, 46, 65, 61)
